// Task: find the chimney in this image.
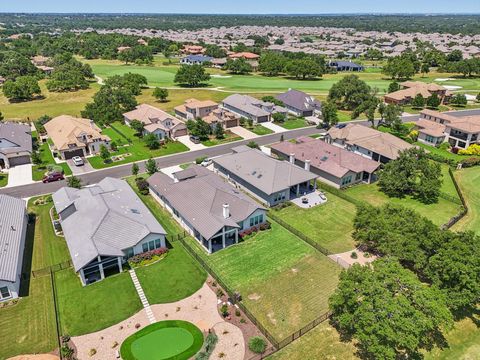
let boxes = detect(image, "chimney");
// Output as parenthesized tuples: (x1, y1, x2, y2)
(304, 159, 311, 171)
(223, 203, 230, 219)
(289, 153, 295, 164)
(90, 119, 95, 129)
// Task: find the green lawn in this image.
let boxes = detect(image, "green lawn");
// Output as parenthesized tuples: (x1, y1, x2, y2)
(201, 131, 242, 147)
(247, 124, 274, 136)
(0, 172, 8, 187)
(452, 167, 480, 234)
(32, 141, 72, 181)
(345, 182, 462, 227)
(439, 165, 460, 199)
(270, 191, 357, 254)
(415, 142, 477, 162)
(183, 221, 341, 341)
(88, 122, 189, 169)
(275, 118, 310, 130)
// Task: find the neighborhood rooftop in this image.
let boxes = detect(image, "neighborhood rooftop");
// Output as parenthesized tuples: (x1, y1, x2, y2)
(52, 177, 166, 272)
(0, 122, 32, 155)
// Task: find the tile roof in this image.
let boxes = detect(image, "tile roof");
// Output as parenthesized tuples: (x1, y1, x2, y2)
(124, 104, 186, 132)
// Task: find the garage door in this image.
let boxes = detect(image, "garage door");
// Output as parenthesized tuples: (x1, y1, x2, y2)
(63, 149, 84, 160)
(173, 128, 188, 137)
(8, 155, 31, 166)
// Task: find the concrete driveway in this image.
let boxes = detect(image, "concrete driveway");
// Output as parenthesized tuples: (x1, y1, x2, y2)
(7, 164, 33, 187)
(176, 135, 207, 150)
(229, 126, 258, 139)
(67, 159, 94, 175)
(261, 122, 287, 133)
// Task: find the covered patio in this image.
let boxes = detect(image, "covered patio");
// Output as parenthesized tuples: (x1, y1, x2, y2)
(195, 226, 239, 254)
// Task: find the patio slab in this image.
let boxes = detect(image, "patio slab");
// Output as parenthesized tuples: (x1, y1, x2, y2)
(291, 190, 328, 208)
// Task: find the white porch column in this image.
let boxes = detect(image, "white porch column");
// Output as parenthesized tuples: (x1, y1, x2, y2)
(222, 228, 226, 249)
(98, 256, 105, 280)
(296, 184, 300, 196)
(117, 257, 123, 273)
(79, 269, 87, 286)
(208, 239, 212, 254)
(314, 180, 317, 190)
(235, 230, 238, 244)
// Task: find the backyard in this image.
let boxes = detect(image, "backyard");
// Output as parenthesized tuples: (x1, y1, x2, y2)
(452, 166, 480, 234)
(270, 191, 357, 254)
(87, 122, 189, 169)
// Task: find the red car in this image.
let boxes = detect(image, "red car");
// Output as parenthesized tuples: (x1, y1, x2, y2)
(42, 172, 64, 183)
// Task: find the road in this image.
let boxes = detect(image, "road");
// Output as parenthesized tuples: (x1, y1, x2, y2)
(3, 108, 480, 199)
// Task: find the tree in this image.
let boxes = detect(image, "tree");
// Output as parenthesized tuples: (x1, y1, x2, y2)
(31, 151, 42, 165)
(129, 119, 145, 136)
(174, 65, 211, 87)
(214, 123, 225, 139)
(259, 52, 286, 76)
(2, 76, 41, 101)
(328, 75, 373, 111)
(285, 58, 321, 79)
(0, 51, 38, 80)
(450, 93, 467, 106)
(321, 101, 338, 128)
(0, 112, 3, 122)
(188, 118, 211, 140)
(330, 258, 452, 360)
(153, 87, 169, 102)
(261, 96, 284, 106)
(224, 58, 253, 74)
(421, 62, 430, 76)
(387, 81, 400, 93)
(426, 93, 441, 109)
(99, 144, 110, 163)
(447, 49, 463, 62)
(131, 162, 139, 178)
(204, 44, 227, 58)
(411, 93, 426, 109)
(383, 56, 416, 80)
(382, 103, 403, 130)
(67, 176, 82, 189)
(144, 133, 160, 150)
(247, 141, 259, 149)
(104, 73, 147, 96)
(272, 112, 287, 123)
(145, 158, 158, 175)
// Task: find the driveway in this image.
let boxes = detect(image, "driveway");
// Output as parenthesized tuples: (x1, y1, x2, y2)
(229, 126, 259, 139)
(160, 165, 184, 179)
(7, 164, 33, 187)
(66, 159, 94, 175)
(261, 122, 287, 133)
(176, 135, 207, 151)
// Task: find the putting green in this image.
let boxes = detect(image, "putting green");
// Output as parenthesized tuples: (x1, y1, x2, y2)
(120, 320, 204, 360)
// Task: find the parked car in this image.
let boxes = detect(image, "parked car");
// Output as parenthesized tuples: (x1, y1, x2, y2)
(71, 156, 84, 166)
(42, 172, 64, 183)
(201, 158, 213, 167)
(190, 135, 201, 144)
(335, 123, 347, 129)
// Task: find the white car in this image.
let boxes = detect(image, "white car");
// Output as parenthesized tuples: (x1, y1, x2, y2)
(72, 156, 84, 166)
(201, 158, 213, 167)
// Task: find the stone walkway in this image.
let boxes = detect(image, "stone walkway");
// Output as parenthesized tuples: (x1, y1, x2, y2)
(129, 269, 156, 324)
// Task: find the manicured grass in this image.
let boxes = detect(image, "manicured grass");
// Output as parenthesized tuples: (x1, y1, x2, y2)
(120, 320, 204, 360)
(183, 221, 341, 340)
(201, 131, 242, 147)
(439, 165, 460, 199)
(270, 192, 357, 254)
(0, 172, 8, 187)
(345, 183, 462, 227)
(415, 142, 476, 162)
(247, 125, 274, 136)
(32, 141, 72, 181)
(452, 167, 480, 234)
(88, 122, 189, 169)
(275, 118, 310, 130)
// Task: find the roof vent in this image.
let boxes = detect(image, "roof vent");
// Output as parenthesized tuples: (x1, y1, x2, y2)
(11, 225, 16, 231)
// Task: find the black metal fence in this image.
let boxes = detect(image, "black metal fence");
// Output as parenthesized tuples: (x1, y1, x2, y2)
(442, 167, 468, 229)
(316, 182, 364, 208)
(31, 260, 72, 278)
(109, 123, 133, 144)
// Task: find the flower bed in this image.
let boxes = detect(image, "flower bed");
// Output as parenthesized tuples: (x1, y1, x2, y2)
(239, 221, 271, 240)
(128, 247, 169, 268)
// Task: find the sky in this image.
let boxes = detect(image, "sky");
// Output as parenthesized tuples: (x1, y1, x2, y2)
(1, 0, 479, 14)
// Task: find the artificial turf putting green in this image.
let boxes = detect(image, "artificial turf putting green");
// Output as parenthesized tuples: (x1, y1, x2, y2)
(120, 320, 204, 360)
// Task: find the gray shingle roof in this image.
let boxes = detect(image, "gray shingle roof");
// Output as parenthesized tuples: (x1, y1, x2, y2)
(148, 166, 265, 240)
(0, 122, 32, 155)
(0, 195, 26, 283)
(275, 89, 322, 113)
(213, 147, 318, 195)
(53, 178, 166, 271)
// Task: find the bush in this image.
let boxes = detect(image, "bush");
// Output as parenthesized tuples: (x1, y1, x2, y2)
(136, 178, 149, 195)
(129, 247, 168, 265)
(461, 157, 480, 168)
(248, 337, 267, 354)
(351, 251, 358, 259)
(220, 304, 229, 317)
(458, 144, 480, 156)
(196, 156, 207, 164)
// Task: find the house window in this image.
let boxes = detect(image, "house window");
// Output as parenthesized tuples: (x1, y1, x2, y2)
(249, 214, 264, 227)
(0, 286, 10, 300)
(341, 176, 352, 186)
(142, 243, 149, 252)
(143, 239, 162, 253)
(125, 248, 134, 259)
(273, 191, 286, 202)
(355, 172, 362, 181)
(426, 135, 435, 143)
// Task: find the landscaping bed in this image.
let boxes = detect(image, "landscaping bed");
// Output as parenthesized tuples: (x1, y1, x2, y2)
(201, 131, 242, 147)
(0, 172, 8, 187)
(32, 142, 72, 181)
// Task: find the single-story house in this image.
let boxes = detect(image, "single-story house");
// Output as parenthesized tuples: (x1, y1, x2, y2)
(0, 194, 28, 302)
(228, 52, 260, 60)
(182, 45, 206, 55)
(222, 94, 288, 124)
(180, 55, 214, 65)
(329, 61, 364, 72)
(326, 123, 413, 163)
(271, 136, 380, 188)
(384, 81, 452, 105)
(44, 115, 111, 160)
(52, 177, 167, 286)
(148, 165, 267, 254)
(123, 104, 188, 140)
(213, 145, 318, 207)
(275, 89, 322, 117)
(0, 122, 32, 169)
(416, 109, 480, 149)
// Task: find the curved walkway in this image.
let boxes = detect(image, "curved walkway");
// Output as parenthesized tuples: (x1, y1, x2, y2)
(71, 283, 245, 360)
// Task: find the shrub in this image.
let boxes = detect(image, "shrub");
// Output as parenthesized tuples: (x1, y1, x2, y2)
(88, 349, 96, 357)
(248, 337, 267, 354)
(61, 345, 74, 360)
(216, 288, 224, 298)
(136, 178, 149, 195)
(135, 323, 141, 329)
(61, 334, 71, 344)
(220, 304, 229, 317)
(235, 309, 241, 317)
(351, 251, 358, 259)
(196, 156, 207, 164)
(461, 157, 480, 168)
(458, 144, 480, 156)
(129, 247, 168, 265)
(259, 221, 271, 231)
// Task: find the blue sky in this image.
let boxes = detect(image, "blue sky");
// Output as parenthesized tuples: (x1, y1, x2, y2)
(1, 0, 479, 14)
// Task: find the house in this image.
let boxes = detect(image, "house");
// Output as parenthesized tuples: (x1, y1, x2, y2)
(123, 104, 188, 140)
(148, 165, 267, 254)
(0, 122, 32, 169)
(182, 45, 206, 55)
(52, 177, 167, 286)
(228, 52, 260, 60)
(44, 115, 111, 160)
(384, 81, 452, 105)
(271, 136, 380, 188)
(180, 55, 213, 65)
(329, 61, 364, 72)
(31, 55, 50, 67)
(0, 195, 28, 302)
(175, 99, 240, 129)
(416, 109, 480, 149)
(211, 58, 228, 68)
(222, 94, 288, 124)
(275, 89, 322, 117)
(326, 123, 413, 163)
(213, 146, 318, 207)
